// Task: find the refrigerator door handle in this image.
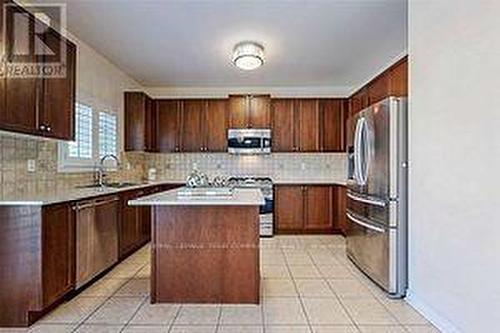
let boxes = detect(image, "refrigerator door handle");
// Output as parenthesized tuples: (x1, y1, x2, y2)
(353, 118, 364, 184)
(347, 191, 386, 207)
(346, 211, 385, 233)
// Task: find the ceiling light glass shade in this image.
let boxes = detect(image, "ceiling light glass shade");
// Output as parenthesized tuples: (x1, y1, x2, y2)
(232, 42, 265, 70)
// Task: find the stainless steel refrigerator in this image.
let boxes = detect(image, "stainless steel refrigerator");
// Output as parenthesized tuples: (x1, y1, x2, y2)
(346, 96, 408, 298)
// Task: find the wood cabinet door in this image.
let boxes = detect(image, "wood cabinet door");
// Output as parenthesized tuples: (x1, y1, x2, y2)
(124, 92, 146, 151)
(368, 72, 390, 105)
(389, 57, 408, 97)
(320, 99, 346, 152)
(249, 95, 271, 128)
(93, 197, 119, 274)
(40, 29, 76, 140)
(275, 186, 304, 232)
(205, 99, 228, 152)
(349, 88, 368, 116)
(181, 100, 204, 152)
(297, 99, 320, 152)
(2, 4, 39, 135)
(42, 203, 74, 307)
(304, 186, 333, 231)
(271, 99, 296, 152)
(145, 96, 158, 152)
(157, 99, 181, 152)
(333, 186, 347, 234)
(228, 95, 248, 128)
(119, 190, 142, 257)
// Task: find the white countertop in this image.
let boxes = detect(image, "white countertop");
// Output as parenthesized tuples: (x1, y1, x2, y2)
(0, 181, 184, 206)
(129, 187, 265, 206)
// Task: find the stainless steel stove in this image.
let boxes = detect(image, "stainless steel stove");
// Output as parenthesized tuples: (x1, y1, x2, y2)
(228, 177, 274, 237)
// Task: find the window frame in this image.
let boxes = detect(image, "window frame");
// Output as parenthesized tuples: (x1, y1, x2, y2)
(58, 98, 120, 173)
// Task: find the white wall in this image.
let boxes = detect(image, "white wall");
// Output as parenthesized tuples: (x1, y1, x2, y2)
(408, 1, 500, 332)
(66, 32, 142, 152)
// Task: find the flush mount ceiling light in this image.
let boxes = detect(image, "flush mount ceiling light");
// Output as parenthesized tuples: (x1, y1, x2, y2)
(232, 42, 265, 71)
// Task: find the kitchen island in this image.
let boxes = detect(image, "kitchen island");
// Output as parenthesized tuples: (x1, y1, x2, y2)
(129, 187, 264, 304)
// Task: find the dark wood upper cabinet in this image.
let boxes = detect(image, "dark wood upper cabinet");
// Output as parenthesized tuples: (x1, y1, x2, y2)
(304, 186, 333, 230)
(157, 99, 181, 153)
(40, 29, 76, 140)
(228, 95, 270, 128)
(320, 99, 346, 152)
(124, 92, 157, 152)
(181, 100, 205, 152)
(205, 99, 228, 152)
(349, 57, 408, 117)
(297, 99, 320, 152)
(0, 1, 76, 140)
(248, 95, 271, 128)
(271, 99, 296, 152)
(275, 185, 304, 231)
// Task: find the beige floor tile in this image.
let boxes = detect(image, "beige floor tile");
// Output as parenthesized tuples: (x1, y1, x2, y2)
(27, 324, 76, 333)
(309, 254, 343, 266)
(39, 297, 106, 324)
(85, 297, 144, 324)
(262, 265, 291, 279)
(73, 324, 125, 333)
(381, 300, 430, 325)
(263, 279, 298, 297)
(341, 299, 398, 325)
(122, 325, 169, 333)
(285, 254, 315, 266)
(289, 265, 322, 279)
(134, 265, 151, 278)
(129, 301, 179, 325)
(169, 325, 216, 333)
(295, 279, 335, 298)
(302, 298, 352, 325)
(79, 278, 128, 297)
(114, 278, 150, 297)
(404, 325, 441, 333)
(263, 297, 308, 325)
(217, 326, 264, 333)
(174, 305, 220, 325)
(327, 279, 374, 299)
(317, 265, 354, 279)
(105, 262, 145, 279)
(358, 325, 406, 333)
(311, 326, 358, 333)
(219, 305, 263, 325)
(265, 326, 311, 333)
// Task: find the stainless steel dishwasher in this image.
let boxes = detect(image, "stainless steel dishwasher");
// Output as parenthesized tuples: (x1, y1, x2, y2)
(74, 195, 119, 288)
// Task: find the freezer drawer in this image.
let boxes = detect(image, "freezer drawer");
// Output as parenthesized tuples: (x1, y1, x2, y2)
(346, 190, 399, 228)
(345, 210, 406, 297)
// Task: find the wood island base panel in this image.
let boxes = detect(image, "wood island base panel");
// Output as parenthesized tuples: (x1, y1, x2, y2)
(151, 205, 260, 304)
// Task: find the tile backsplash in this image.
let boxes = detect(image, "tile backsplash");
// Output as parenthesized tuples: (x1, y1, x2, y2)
(0, 131, 347, 198)
(144, 152, 347, 183)
(0, 132, 145, 197)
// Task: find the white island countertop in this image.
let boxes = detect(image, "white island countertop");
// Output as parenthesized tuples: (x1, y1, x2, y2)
(128, 187, 265, 206)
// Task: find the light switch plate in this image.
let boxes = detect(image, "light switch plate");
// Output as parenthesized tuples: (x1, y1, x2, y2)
(27, 160, 36, 172)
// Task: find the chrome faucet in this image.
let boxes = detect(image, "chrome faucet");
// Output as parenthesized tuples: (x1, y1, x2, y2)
(96, 154, 120, 188)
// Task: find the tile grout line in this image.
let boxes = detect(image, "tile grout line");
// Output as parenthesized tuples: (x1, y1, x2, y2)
(68, 260, 147, 332)
(309, 241, 362, 333)
(281, 241, 313, 333)
(118, 294, 150, 332)
(166, 304, 183, 333)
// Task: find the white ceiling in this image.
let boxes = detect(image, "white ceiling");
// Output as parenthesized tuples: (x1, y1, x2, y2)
(52, 0, 407, 91)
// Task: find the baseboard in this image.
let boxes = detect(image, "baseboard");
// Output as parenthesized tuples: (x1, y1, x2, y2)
(405, 289, 462, 333)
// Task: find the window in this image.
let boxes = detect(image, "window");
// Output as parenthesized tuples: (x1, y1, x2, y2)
(58, 101, 119, 172)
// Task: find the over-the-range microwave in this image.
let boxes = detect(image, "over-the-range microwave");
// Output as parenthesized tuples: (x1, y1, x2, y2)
(227, 129, 271, 154)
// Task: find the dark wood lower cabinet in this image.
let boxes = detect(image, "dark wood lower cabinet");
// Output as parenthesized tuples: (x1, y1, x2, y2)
(333, 185, 348, 235)
(275, 184, 346, 234)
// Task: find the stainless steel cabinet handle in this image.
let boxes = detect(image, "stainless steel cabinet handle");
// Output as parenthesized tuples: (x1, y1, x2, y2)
(346, 211, 385, 233)
(347, 191, 386, 207)
(46, 126, 52, 132)
(74, 197, 119, 210)
(39, 124, 46, 131)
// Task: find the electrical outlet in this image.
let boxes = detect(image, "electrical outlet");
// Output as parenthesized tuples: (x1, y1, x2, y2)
(301, 162, 307, 171)
(126, 162, 131, 170)
(27, 160, 36, 173)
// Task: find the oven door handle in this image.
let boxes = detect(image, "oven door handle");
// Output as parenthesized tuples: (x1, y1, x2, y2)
(347, 191, 386, 207)
(346, 211, 385, 233)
